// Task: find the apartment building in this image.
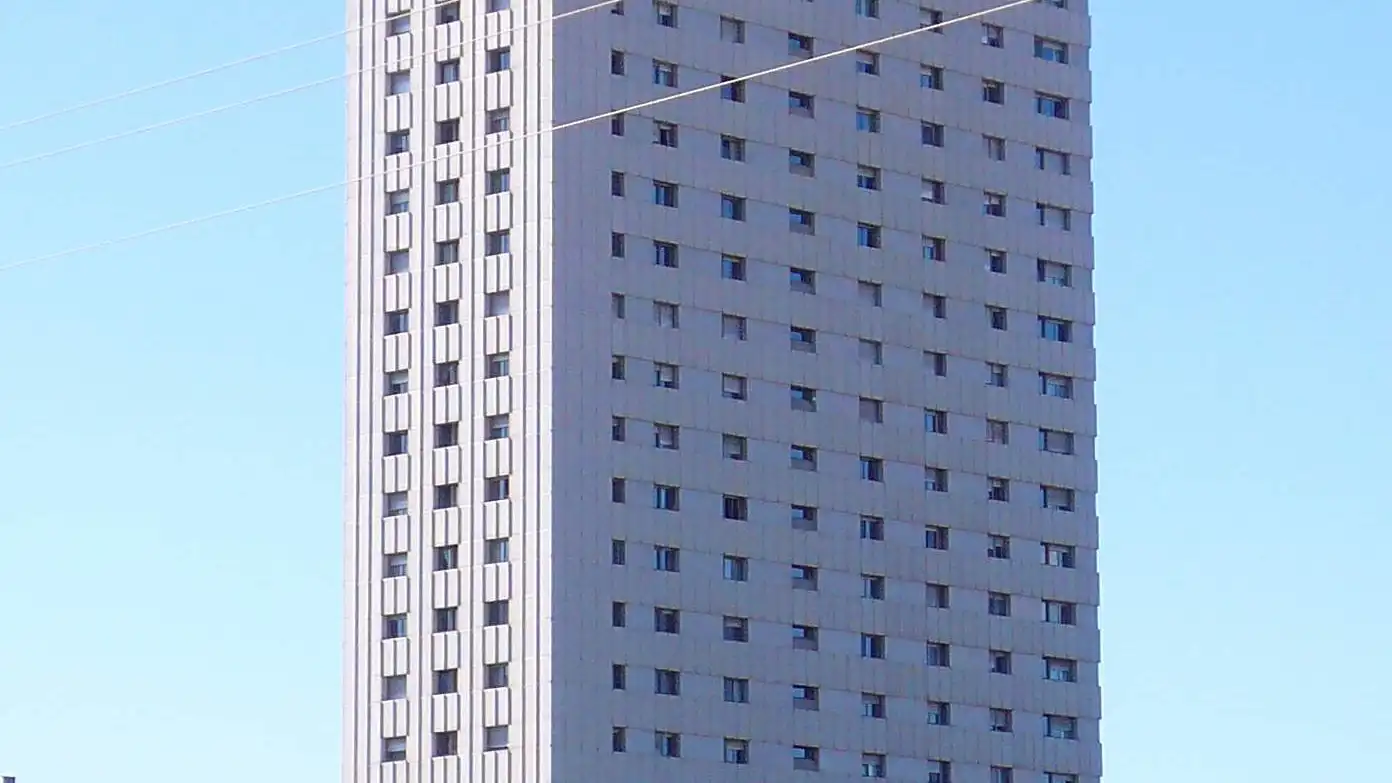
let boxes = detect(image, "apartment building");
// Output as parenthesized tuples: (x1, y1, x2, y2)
(344, 1, 1099, 781)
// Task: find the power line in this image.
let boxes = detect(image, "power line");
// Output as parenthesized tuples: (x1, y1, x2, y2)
(0, 0, 619, 171)
(0, 1, 619, 133)
(0, 0, 1037, 275)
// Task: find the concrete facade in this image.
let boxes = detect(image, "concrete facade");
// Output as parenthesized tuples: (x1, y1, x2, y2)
(345, 1, 1100, 781)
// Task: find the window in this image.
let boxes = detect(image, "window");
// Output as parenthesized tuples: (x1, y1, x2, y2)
(985, 134, 1007, 160)
(793, 745, 820, 771)
(723, 433, 748, 460)
(790, 327, 817, 352)
(484, 229, 510, 255)
(435, 59, 461, 85)
(988, 534, 1011, 559)
(653, 240, 678, 267)
(856, 50, 880, 74)
(991, 650, 1012, 674)
(723, 555, 749, 581)
(433, 482, 458, 508)
(482, 168, 511, 196)
(655, 731, 680, 758)
(989, 477, 1011, 502)
(1044, 600, 1078, 625)
(611, 727, 627, 753)
(722, 374, 747, 400)
(483, 725, 508, 752)
(922, 178, 945, 203)
(1045, 543, 1077, 568)
(653, 545, 680, 572)
(1039, 259, 1073, 286)
(654, 668, 681, 694)
(722, 615, 749, 642)
(436, 119, 460, 144)
(857, 0, 880, 17)
(982, 23, 1004, 46)
(856, 165, 880, 190)
(862, 573, 886, 599)
(921, 64, 944, 89)
(1042, 484, 1076, 511)
(859, 457, 884, 482)
(928, 761, 952, 783)
(860, 515, 884, 540)
(611, 601, 626, 626)
(789, 149, 815, 175)
(1046, 657, 1079, 681)
(860, 633, 885, 659)
(653, 362, 679, 389)
(382, 614, 407, 639)
(985, 191, 1007, 216)
(792, 684, 819, 709)
(790, 444, 817, 470)
(721, 253, 746, 279)
(985, 419, 1009, 445)
(862, 753, 886, 778)
(652, 59, 678, 87)
(386, 190, 410, 216)
(434, 545, 458, 571)
(610, 171, 625, 197)
(789, 208, 815, 233)
(860, 339, 883, 365)
(988, 305, 1008, 330)
(788, 91, 815, 117)
(925, 467, 948, 492)
(720, 194, 746, 221)
(485, 108, 509, 133)
(791, 564, 818, 589)
(855, 107, 881, 132)
(926, 583, 949, 608)
(478, 662, 507, 690)
(926, 701, 950, 725)
(483, 537, 509, 564)
(383, 736, 407, 762)
(610, 49, 626, 75)
(385, 130, 409, 155)
(384, 370, 408, 396)
(386, 12, 410, 35)
(384, 431, 408, 456)
(988, 248, 1008, 273)
(859, 279, 883, 306)
(382, 674, 407, 700)
(989, 592, 1012, 617)
(653, 607, 680, 633)
(861, 692, 886, 719)
(720, 135, 746, 161)
(1036, 92, 1071, 119)
(988, 363, 1009, 388)
(724, 676, 750, 702)
(921, 121, 944, 146)
(1037, 146, 1072, 174)
(433, 607, 458, 633)
(436, 1, 461, 24)
(384, 249, 409, 275)
(434, 361, 459, 387)
(654, 483, 680, 510)
(435, 239, 459, 265)
(719, 75, 745, 102)
(434, 300, 459, 325)
(484, 352, 510, 378)
(653, 180, 678, 207)
(925, 408, 947, 434)
(792, 624, 818, 650)
(610, 113, 625, 135)
(924, 525, 948, 550)
(1041, 316, 1074, 342)
(384, 553, 407, 578)
(857, 222, 882, 248)
(1040, 428, 1075, 454)
(927, 351, 948, 377)
(1036, 36, 1070, 63)
(386, 70, 411, 95)
(723, 738, 749, 765)
(721, 314, 747, 341)
(791, 505, 817, 531)
(983, 79, 1005, 104)
(653, 301, 679, 328)
(1041, 372, 1075, 398)
(1038, 202, 1073, 230)
(788, 33, 814, 58)
(483, 476, 510, 502)
(790, 267, 816, 293)
(720, 15, 745, 42)
(611, 538, 626, 565)
(653, 0, 677, 27)
(922, 235, 946, 262)
(1046, 715, 1079, 740)
(921, 6, 945, 28)
(653, 422, 679, 450)
(860, 397, 884, 423)
(434, 422, 458, 449)
(926, 642, 951, 667)
(723, 494, 748, 520)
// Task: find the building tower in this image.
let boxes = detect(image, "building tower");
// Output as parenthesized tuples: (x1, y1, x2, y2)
(345, 1, 1100, 781)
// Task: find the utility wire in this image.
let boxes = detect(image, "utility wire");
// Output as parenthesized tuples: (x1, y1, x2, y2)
(0, 0, 619, 171)
(0, 0, 1036, 275)
(0, 0, 619, 133)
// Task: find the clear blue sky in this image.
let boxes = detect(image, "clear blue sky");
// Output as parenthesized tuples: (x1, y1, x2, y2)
(1, 1, 1388, 780)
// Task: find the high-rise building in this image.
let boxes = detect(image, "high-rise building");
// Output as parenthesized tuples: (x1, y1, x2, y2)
(345, 1, 1099, 781)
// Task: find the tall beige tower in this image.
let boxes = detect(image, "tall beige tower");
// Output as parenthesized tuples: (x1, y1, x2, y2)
(345, 1, 1100, 781)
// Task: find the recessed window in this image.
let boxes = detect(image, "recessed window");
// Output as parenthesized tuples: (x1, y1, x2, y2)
(720, 254, 745, 279)
(855, 106, 881, 132)
(720, 135, 746, 161)
(857, 165, 880, 190)
(438, 59, 461, 84)
(720, 15, 745, 42)
(788, 33, 814, 57)
(855, 50, 880, 75)
(789, 149, 816, 175)
(788, 91, 815, 117)
(386, 71, 411, 95)
(921, 121, 945, 147)
(485, 168, 511, 194)
(920, 64, 944, 89)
